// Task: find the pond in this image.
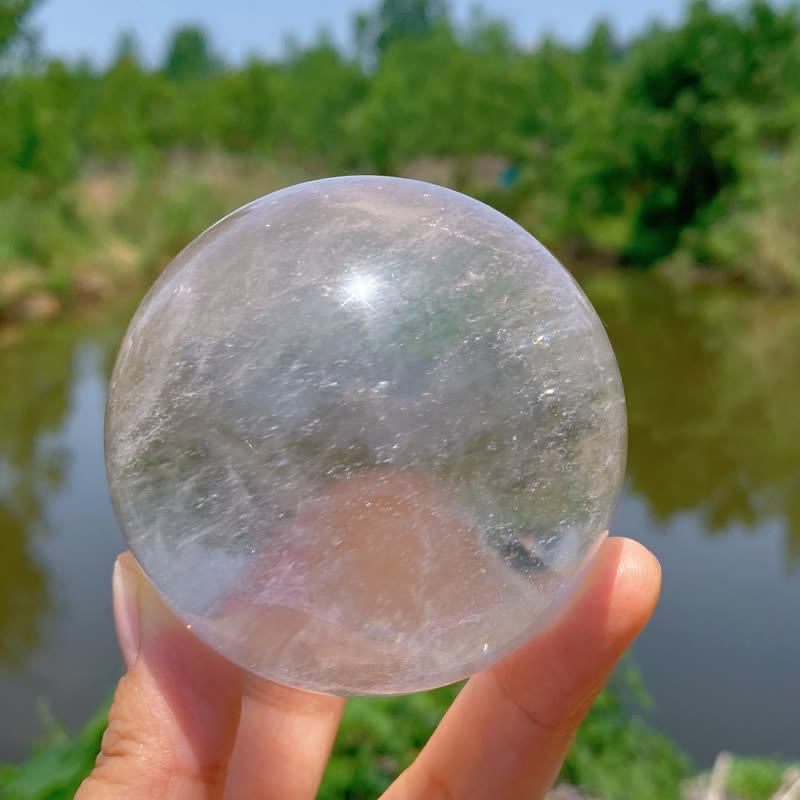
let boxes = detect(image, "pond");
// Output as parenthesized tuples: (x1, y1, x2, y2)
(1, 272, 799, 766)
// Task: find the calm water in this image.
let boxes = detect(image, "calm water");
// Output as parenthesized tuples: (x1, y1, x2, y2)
(1, 274, 799, 765)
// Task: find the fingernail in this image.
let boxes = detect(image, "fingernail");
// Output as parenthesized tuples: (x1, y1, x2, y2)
(113, 554, 180, 670)
(113, 556, 140, 669)
(134, 560, 181, 646)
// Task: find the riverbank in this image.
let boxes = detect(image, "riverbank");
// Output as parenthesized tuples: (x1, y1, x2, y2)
(0, 156, 313, 333)
(2, 154, 796, 338)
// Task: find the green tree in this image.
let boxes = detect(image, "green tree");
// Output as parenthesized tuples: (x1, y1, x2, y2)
(0, 0, 39, 69)
(610, 1, 743, 263)
(579, 19, 619, 91)
(355, 0, 450, 64)
(86, 31, 161, 156)
(112, 30, 142, 64)
(273, 33, 366, 165)
(161, 25, 222, 82)
(377, 0, 449, 50)
(208, 57, 276, 153)
(352, 11, 525, 180)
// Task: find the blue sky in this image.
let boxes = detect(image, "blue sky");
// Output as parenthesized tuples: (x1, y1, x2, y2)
(34, 0, 696, 65)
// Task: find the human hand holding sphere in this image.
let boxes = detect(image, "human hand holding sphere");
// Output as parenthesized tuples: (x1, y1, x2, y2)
(81, 177, 661, 799)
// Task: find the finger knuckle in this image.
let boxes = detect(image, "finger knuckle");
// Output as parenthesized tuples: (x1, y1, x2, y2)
(491, 669, 590, 738)
(77, 696, 228, 797)
(98, 713, 149, 766)
(390, 759, 459, 800)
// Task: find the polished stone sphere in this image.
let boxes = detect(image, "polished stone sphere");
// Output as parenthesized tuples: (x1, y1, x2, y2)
(105, 176, 626, 695)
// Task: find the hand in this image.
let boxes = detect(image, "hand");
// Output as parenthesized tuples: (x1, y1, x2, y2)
(76, 536, 660, 800)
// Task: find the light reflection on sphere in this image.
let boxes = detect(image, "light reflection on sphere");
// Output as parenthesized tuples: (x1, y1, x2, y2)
(105, 176, 626, 695)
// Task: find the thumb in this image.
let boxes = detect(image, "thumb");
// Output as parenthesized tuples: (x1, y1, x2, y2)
(77, 553, 242, 800)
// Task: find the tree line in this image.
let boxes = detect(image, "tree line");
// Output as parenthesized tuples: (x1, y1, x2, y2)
(2, 0, 800, 286)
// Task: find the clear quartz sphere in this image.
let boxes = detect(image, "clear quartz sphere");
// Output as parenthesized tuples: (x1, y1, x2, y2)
(105, 176, 626, 695)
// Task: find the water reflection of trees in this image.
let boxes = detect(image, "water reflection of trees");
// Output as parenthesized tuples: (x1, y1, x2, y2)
(587, 273, 800, 567)
(0, 310, 129, 667)
(5, 271, 797, 667)
(0, 326, 72, 665)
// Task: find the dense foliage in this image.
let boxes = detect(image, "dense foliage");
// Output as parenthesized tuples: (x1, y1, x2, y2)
(1, 0, 800, 294)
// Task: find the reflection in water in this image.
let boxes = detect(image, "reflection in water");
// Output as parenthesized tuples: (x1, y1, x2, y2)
(0, 507, 49, 668)
(0, 277, 799, 764)
(0, 308, 130, 761)
(584, 273, 800, 764)
(0, 324, 77, 665)
(588, 274, 800, 567)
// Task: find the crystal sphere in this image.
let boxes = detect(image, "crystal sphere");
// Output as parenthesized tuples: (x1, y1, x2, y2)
(105, 176, 626, 695)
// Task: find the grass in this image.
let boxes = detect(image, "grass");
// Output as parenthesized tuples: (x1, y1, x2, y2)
(0, 704, 107, 800)
(3, 681, 794, 800)
(727, 758, 796, 800)
(0, 668, 693, 800)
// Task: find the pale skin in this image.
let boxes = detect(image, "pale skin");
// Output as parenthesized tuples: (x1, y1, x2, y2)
(76, 533, 660, 800)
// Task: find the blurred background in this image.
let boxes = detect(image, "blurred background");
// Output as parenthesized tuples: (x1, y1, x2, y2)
(1, 0, 799, 798)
